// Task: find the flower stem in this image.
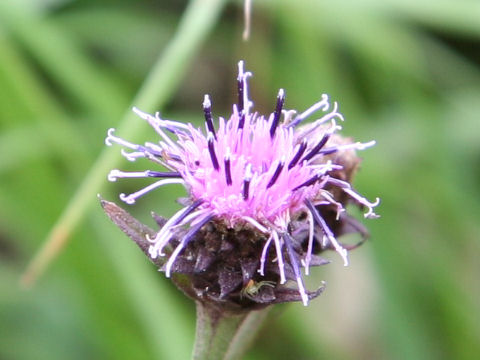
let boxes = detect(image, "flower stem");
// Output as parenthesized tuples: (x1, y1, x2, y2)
(193, 303, 270, 360)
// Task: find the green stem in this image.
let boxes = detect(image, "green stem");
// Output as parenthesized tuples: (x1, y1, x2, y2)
(21, 0, 228, 287)
(193, 303, 270, 360)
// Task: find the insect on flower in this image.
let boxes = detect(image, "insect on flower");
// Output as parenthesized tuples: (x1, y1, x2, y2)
(241, 279, 276, 300)
(105, 61, 379, 306)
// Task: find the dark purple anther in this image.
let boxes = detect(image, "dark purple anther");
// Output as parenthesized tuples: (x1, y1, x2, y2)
(237, 77, 244, 114)
(327, 177, 350, 189)
(207, 133, 219, 171)
(283, 232, 308, 305)
(302, 134, 330, 162)
(224, 155, 232, 186)
(203, 95, 217, 140)
(166, 154, 182, 162)
(171, 199, 204, 228)
(304, 199, 334, 238)
(237, 61, 246, 129)
(238, 111, 245, 130)
(181, 214, 214, 245)
(288, 140, 308, 169)
(175, 215, 214, 256)
(137, 145, 163, 157)
(270, 89, 285, 138)
(146, 171, 182, 178)
(243, 180, 250, 200)
(243, 164, 252, 200)
(237, 61, 245, 113)
(267, 160, 284, 188)
(292, 174, 320, 191)
(165, 213, 215, 276)
(318, 147, 338, 156)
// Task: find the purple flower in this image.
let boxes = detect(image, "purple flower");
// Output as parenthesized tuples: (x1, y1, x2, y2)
(105, 61, 379, 306)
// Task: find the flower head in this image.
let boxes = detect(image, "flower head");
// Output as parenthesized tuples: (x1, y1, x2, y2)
(105, 61, 379, 307)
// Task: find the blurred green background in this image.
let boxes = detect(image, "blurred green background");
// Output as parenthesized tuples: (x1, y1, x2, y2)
(1, 0, 479, 359)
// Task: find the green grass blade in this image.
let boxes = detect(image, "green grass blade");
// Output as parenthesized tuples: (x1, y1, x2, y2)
(21, 0, 228, 287)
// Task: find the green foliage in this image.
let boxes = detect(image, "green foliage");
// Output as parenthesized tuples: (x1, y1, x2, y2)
(1, 0, 479, 359)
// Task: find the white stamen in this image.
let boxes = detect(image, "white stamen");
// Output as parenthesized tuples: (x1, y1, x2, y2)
(308, 204, 349, 266)
(164, 214, 213, 277)
(308, 161, 343, 175)
(144, 152, 171, 168)
(120, 149, 145, 161)
(332, 140, 376, 152)
(165, 241, 185, 278)
(302, 210, 315, 276)
(119, 179, 184, 205)
(242, 216, 268, 233)
(343, 188, 380, 219)
(148, 205, 194, 244)
(105, 128, 140, 149)
(238, 61, 253, 116)
(328, 234, 349, 266)
(309, 164, 343, 172)
(258, 235, 273, 276)
(326, 177, 351, 189)
(132, 107, 180, 152)
(297, 274, 309, 306)
(321, 191, 345, 220)
(272, 231, 286, 284)
(238, 60, 244, 77)
(108, 170, 152, 182)
(315, 101, 344, 125)
(203, 94, 211, 109)
(296, 94, 330, 122)
(151, 209, 209, 257)
(159, 118, 190, 131)
(176, 208, 211, 228)
(300, 116, 342, 143)
(144, 142, 165, 153)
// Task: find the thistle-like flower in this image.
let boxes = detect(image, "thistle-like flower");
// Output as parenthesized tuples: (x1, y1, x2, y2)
(105, 61, 379, 308)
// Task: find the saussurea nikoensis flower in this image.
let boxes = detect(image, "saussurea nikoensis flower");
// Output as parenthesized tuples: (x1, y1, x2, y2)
(105, 61, 379, 308)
